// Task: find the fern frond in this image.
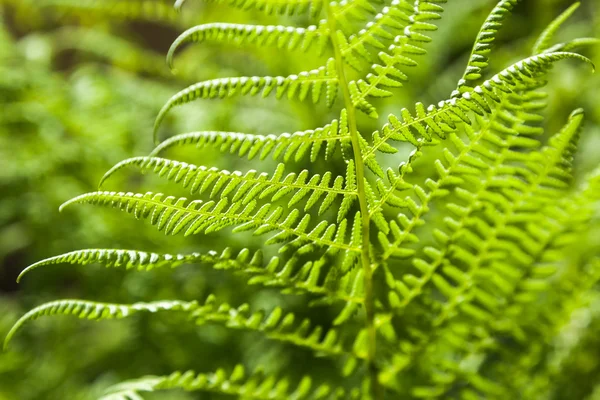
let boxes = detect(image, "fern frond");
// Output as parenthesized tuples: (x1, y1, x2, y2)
(346, 0, 446, 117)
(167, 23, 330, 69)
(6, 296, 356, 362)
(175, 0, 325, 18)
(101, 366, 360, 400)
(33, 0, 181, 22)
(429, 217, 600, 398)
(328, 0, 383, 34)
(16, 249, 212, 282)
(534, 108, 583, 187)
(456, 0, 519, 94)
(154, 59, 338, 140)
(189, 295, 354, 358)
(532, 2, 580, 55)
(329, 0, 379, 34)
(339, 0, 434, 66)
(17, 248, 365, 305)
(545, 37, 600, 53)
(509, 259, 600, 400)
(491, 207, 594, 341)
(99, 157, 357, 215)
(343, 0, 443, 66)
(60, 191, 360, 254)
(10, 0, 598, 396)
(4, 299, 197, 350)
(381, 87, 548, 307)
(364, 50, 593, 171)
(378, 108, 591, 389)
(151, 112, 350, 162)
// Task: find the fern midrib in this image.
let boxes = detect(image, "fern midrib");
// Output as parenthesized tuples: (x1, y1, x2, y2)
(325, 3, 380, 399)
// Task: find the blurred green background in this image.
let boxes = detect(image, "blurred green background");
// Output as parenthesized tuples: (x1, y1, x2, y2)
(0, 0, 598, 399)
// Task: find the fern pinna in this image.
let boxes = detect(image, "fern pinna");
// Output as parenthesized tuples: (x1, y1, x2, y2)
(6, 0, 599, 399)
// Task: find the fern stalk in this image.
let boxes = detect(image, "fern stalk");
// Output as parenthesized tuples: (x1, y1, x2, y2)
(325, 3, 380, 399)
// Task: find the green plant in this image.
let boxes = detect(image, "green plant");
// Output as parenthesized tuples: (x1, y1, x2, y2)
(5, 0, 600, 399)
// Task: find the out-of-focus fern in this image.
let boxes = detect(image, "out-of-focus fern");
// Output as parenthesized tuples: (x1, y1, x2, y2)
(1, 0, 185, 23)
(0, 4, 247, 398)
(5, 0, 600, 399)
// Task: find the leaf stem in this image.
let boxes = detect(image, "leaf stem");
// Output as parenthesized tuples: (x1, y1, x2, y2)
(324, 5, 381, 399)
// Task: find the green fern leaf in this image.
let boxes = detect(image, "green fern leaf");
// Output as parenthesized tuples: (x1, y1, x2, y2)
(16, 248, 213, 282)
(175, 0, 325, 18)
(8, 1, 598, 397)
(154, 60, 339, 141)
(16, 247, 365, 306)
(4, 299, 197, 350)
(60, 191, 360, 255)
(101, 366, 360, 400)
(341, 0, 441, 67)
(99, 157, 356, 214)
(5, 295, 357, 362)
(190, 295, 355, 358)
(34, 0, 182, 22)
(151, 112, 350, 162)
(347, 0, 446, 116)
(365, 50, 593, 172)
(456, 0, 519, 93)
(377, 108, 593, 391)
(167, 22, 330, 69)
(544, 37, 600, 53)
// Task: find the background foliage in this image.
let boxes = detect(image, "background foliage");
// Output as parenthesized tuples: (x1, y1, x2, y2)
(0, 0, 598, 399)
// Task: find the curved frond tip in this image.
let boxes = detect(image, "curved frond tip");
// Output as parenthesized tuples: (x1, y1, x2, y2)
(167, 22, 328, 69)
(4, 299, 196, 350)
(151, 111, 349, 163)
(153, 59, 338, 142)
(16, 248, 219, 282)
